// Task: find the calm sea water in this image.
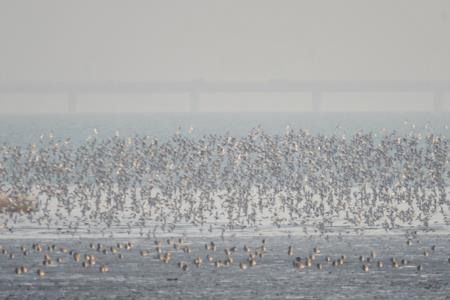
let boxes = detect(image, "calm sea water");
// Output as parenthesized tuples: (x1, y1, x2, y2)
(0, 112, 449, 145)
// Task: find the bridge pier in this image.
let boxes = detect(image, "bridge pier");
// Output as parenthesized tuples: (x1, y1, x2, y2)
(67, 93, 78, 113)
(312, 89, 323, 112)
(189, 91, 200, 113)
(433, 91, 444, 112)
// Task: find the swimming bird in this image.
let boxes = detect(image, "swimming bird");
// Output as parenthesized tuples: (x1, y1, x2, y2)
(36, 269, 45, 277)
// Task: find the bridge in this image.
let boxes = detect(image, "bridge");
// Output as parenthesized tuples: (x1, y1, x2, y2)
(0, 80, 449, 113)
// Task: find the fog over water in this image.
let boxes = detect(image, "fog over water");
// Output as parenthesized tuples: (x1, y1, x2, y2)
(1, 0, 450, 113)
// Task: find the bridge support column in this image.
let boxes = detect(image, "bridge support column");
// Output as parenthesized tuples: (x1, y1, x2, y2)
(312, 89, 323, 112)
(189, 91, 200, 113)
(67, 93, 78, 113)
(433, 91, 444, 112)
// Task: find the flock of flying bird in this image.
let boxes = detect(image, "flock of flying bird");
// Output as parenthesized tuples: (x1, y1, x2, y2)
(0, 126, 449, 280)
(0, 126, 449, 236)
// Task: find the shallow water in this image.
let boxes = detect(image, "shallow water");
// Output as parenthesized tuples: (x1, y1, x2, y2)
(1, 112, 449, 299)
(0, 234, 449, 299)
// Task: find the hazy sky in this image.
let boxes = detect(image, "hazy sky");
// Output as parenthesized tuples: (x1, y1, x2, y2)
(0, 0, 449, 112)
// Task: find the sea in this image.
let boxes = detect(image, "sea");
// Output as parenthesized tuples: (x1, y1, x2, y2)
(0, 112, 449, 299)
(1, 111, 449, 145)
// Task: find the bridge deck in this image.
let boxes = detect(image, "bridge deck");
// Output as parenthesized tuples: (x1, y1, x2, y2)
(0, 80, 448, 112)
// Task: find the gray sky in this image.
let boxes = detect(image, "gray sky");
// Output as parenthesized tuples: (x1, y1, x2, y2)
(0, 0, 449, 113)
